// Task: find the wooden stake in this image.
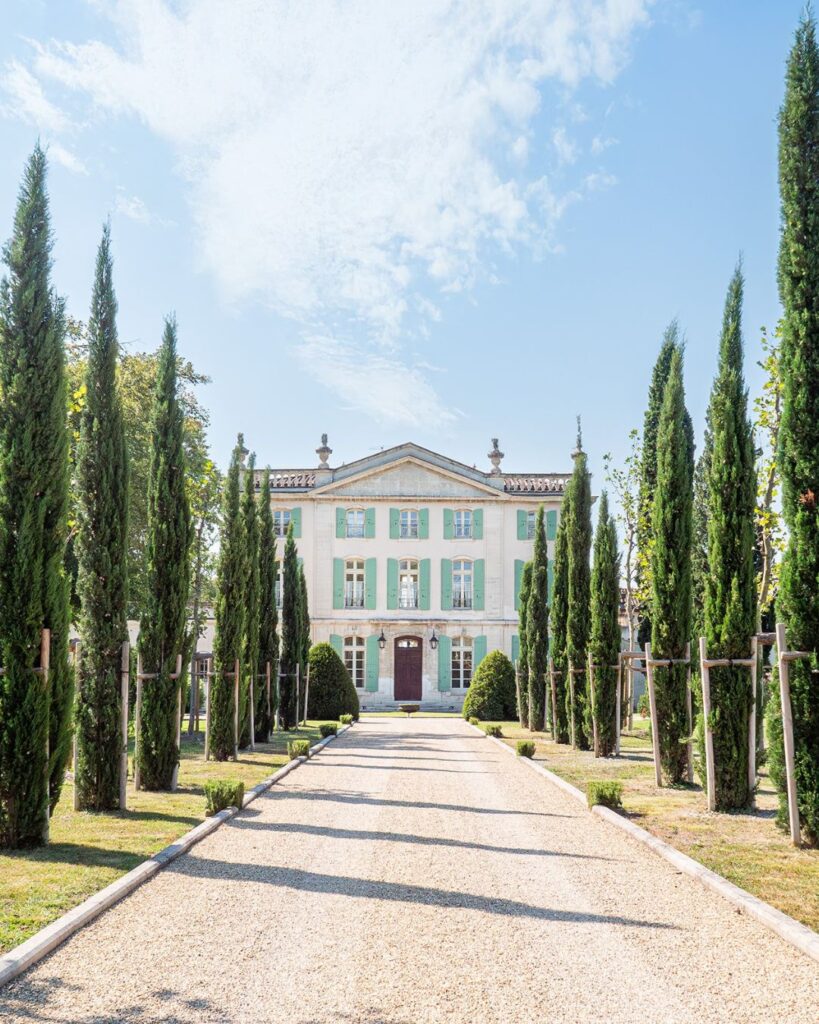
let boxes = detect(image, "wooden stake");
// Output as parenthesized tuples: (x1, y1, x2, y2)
(698, 636, 716, 811)
(233, 658, 240, 760)
(40, 629, 50, 844)
(644, 642, 662, 787)
(685, 642, 694, 784)
(275, 669, 281, 732)
(303, 662, 311, 726)
(615, 654, 622, 757)
(549, 659, 558, 742)
(265, 661, 272, 742)
(72, 641, 81, 811)
(587, 652, 599, 756)
(171, 654, 183, 791)
(119, 641, 130, 810)
(249, 668, 256, 752)
(134, 652, 143, 791)
(204, 658, 212, 761)
(775, 622, 801, 846)
(569, 668, 576, 749)
(748, 635, 758, 801)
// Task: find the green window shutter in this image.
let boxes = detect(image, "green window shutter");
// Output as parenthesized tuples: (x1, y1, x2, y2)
(419, 559, 431, 610)
(291, 507, 302, 538)
(516, 509, 527, 541)
(438, 635, 452, 691)
(387, 558, 399, 610)
(472, 508, 484, 540)
(365, 635, 380, 692)
(365, 557, 377, 610)
(473, 559, 485, 611)
(511, 634, 520, 664)
(546, 509, 558, 541)
(473, 635, 487, 669)
(441, 558, 453, 611)
(330, 634, 343, 657)
(335, 507, 346, 538)
(514, 559, 524, 611)
(419, 507, 429, 539)
(333, 559, 345, 609)
(548, 560, 554, 602)
(365, 507, 376, 538)
(389, 508, 399, 539)
(443, 508, 454, 540)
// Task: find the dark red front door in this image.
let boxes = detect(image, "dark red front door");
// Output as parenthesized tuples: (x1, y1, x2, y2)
(394, 636, 422, 701)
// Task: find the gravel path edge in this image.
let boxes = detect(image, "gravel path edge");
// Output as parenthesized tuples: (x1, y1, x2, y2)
(0, 723, 353, 990)
(468, 722, 819, 964)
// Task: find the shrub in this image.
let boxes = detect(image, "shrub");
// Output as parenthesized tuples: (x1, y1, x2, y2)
(203, 780, 245, 816)
(468, 716, 479, 726)
(637, 691, 649, 717)
(587, 780, 623, 810)
(461, 650, 517, 721)
(319, 722, 338, 738)
(339, 713, 353, 725)
(306, 643, 360, 720)
(483, 724, 502, 738)
(516, 740, 536, 758)
(288, 739, 311, 759)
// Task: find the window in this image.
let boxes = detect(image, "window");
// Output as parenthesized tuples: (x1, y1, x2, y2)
(400, 509, 419, 539)
(452, 559, 473, 609)
(273, 508, 291, 537)
(274, 561, 283, 609)
(346, 508, 365, 538)
(399, 559, 419, 609)
(452, 637, 473, 689)
(344, 635, 365, 688)
(526, 510, 536, 540)
(345, 559, 365, 608)
(454, 509, 472, 539)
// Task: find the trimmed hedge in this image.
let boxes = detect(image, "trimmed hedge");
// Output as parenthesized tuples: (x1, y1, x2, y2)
(339, 713, 353, 725)
(288, 739, 311, 759)
(203, 780, 245, 816)
(483, 724, 502, 738)
(306, 643, 360, 720)
(468, 716, 479, 726)
(587, 780, 623, 810)
(319, 722, 338, 738)
(516, 740, 536, 758)
(461, 650, 517, 722)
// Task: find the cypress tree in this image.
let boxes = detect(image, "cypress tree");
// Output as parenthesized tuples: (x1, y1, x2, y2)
(299, 564, 310, 673)
(75, 224, 129, 810)
(256, 469, 278, 740)
(566, 436, 593, 750)
(527, 507, 549, 732)
(0, 146, 71, 846)
(239, 454, 259, 749)
(138, 317, 192, 789)
(551, 483, 572, 744)
(637, 325, 677, 647)
(772, 10, 819, 842)
(651, 346, 694, 784)
(212, 436, 245, 760)
(704, 264, 756, 810)
(590, 492, 621, 757)
(279, 523, 300, 729)
(516, 561, 532, 728)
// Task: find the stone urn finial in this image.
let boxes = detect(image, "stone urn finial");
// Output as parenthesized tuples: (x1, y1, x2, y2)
(316, 433, 332, 467)
(488, 437, 504, 475)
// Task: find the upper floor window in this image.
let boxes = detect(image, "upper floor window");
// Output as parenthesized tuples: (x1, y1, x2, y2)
(400, 509, 419, 539)
(399, 559, 419, 610)
(526, 510, 536, 540)
(454, 509, 472, 539)
(273, 509, 291, 538)
(346, 508, 365, 538)
(275, 560, 283, 609)
(344, 635, 365, 689)
(345, 559, 365, 609)
(452, 559, 473, 609)
(451, 637, 473, 689)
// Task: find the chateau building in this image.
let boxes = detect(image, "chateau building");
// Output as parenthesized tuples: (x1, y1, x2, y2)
(257, 439, 569, 709)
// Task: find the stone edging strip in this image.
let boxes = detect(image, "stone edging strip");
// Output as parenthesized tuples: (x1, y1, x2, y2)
(470, 723, 819, 964)
(0, 723, 352, 990)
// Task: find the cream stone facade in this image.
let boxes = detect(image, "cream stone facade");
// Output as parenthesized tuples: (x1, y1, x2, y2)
(257, 440, 569, 710)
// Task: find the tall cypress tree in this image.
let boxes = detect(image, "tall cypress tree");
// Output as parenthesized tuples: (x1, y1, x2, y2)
(637, 325, 677, 647)
(704, 264, 756, 810)
(590, 492, 620, 757)
(0, 146, 71, 846)
(527, 507, 549, 732)
(651, 345, 694, 784)
(279, 523, 300, 729)
(299, 564, 310, 672)
(256, 469, 278, 740)
(138, 317, 192, 789)
(551, 483, 572, 744)
(566, 437, 593, 750)
(212, 436, 245, 760)
(75, 224, 129, 811)
(772, 10, 819, 842)
(239, 454, 259, 749)
(516, 561, 532, 728)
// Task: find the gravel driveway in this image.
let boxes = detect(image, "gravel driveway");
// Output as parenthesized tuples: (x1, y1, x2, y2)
(1, 716, 817, 1023)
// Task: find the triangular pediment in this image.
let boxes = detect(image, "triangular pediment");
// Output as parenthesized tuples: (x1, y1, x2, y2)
(313, 450, 504, 500)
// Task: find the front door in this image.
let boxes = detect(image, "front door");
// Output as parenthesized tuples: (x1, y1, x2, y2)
(394, 636, 422, 701)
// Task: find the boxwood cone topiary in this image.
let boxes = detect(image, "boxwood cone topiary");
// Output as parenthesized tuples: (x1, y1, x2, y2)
(483, 724, 502, 738)
(587, 780, 623, 810)
(203, 780, 245, 815)
(319, 722, 338, 738)
(306, 642, 360, 720)
(516, 740, 536, 758)
(339, 713, 353, 725)
(461, 650, 516, 721)
(288, 739, 311, 759)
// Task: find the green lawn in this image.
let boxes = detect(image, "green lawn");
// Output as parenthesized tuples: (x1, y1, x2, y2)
(0, 722, 322, 955)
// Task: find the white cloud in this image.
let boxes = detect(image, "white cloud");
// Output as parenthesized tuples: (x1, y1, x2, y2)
(16, 0, 651, 423)
(591, 134, 618, 154)
(49, 142, 87, 175)
(553, 126, 579, 165)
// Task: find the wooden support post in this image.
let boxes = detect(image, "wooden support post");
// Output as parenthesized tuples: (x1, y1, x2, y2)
(171, 654, 183, 791)
(266, 661, 272, 742)
(233, 658, 240, 760)
(698, 636, 716, 811)
(615, 654, 622, 757)
(40, 629, 50, 843)
(119, 641, 130, 810)
(549, 660, 558, 742)
(587, 652, 598, 756)
(569, 668, 577, 749)
(295, 663, 301, 729)
(204, 658, 212, 761)
(775, 622, 801, 846)
(685, 641, 694, 784)
(748, 635, 758, 801)
(303, 662, 311, 726)
(644, 642, 662, 787)
(275, 669, 281, 732)
(72, 641, 81, 811)
(134, 652, 143, 791)
(249, 668, 256, 752)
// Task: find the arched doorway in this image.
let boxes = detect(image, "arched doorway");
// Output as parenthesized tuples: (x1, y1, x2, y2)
(394, 635, 422, 701)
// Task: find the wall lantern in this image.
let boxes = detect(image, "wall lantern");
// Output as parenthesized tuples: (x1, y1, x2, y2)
(429, 628, 439, 650)
(378, 629, 387, 651)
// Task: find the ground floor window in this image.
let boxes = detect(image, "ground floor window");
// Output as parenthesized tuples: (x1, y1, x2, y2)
(344, 635, 365, 688)
(451, 636, 473, 689)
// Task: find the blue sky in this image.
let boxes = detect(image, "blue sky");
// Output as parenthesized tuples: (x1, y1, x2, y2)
(0, 1, 802, 490)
